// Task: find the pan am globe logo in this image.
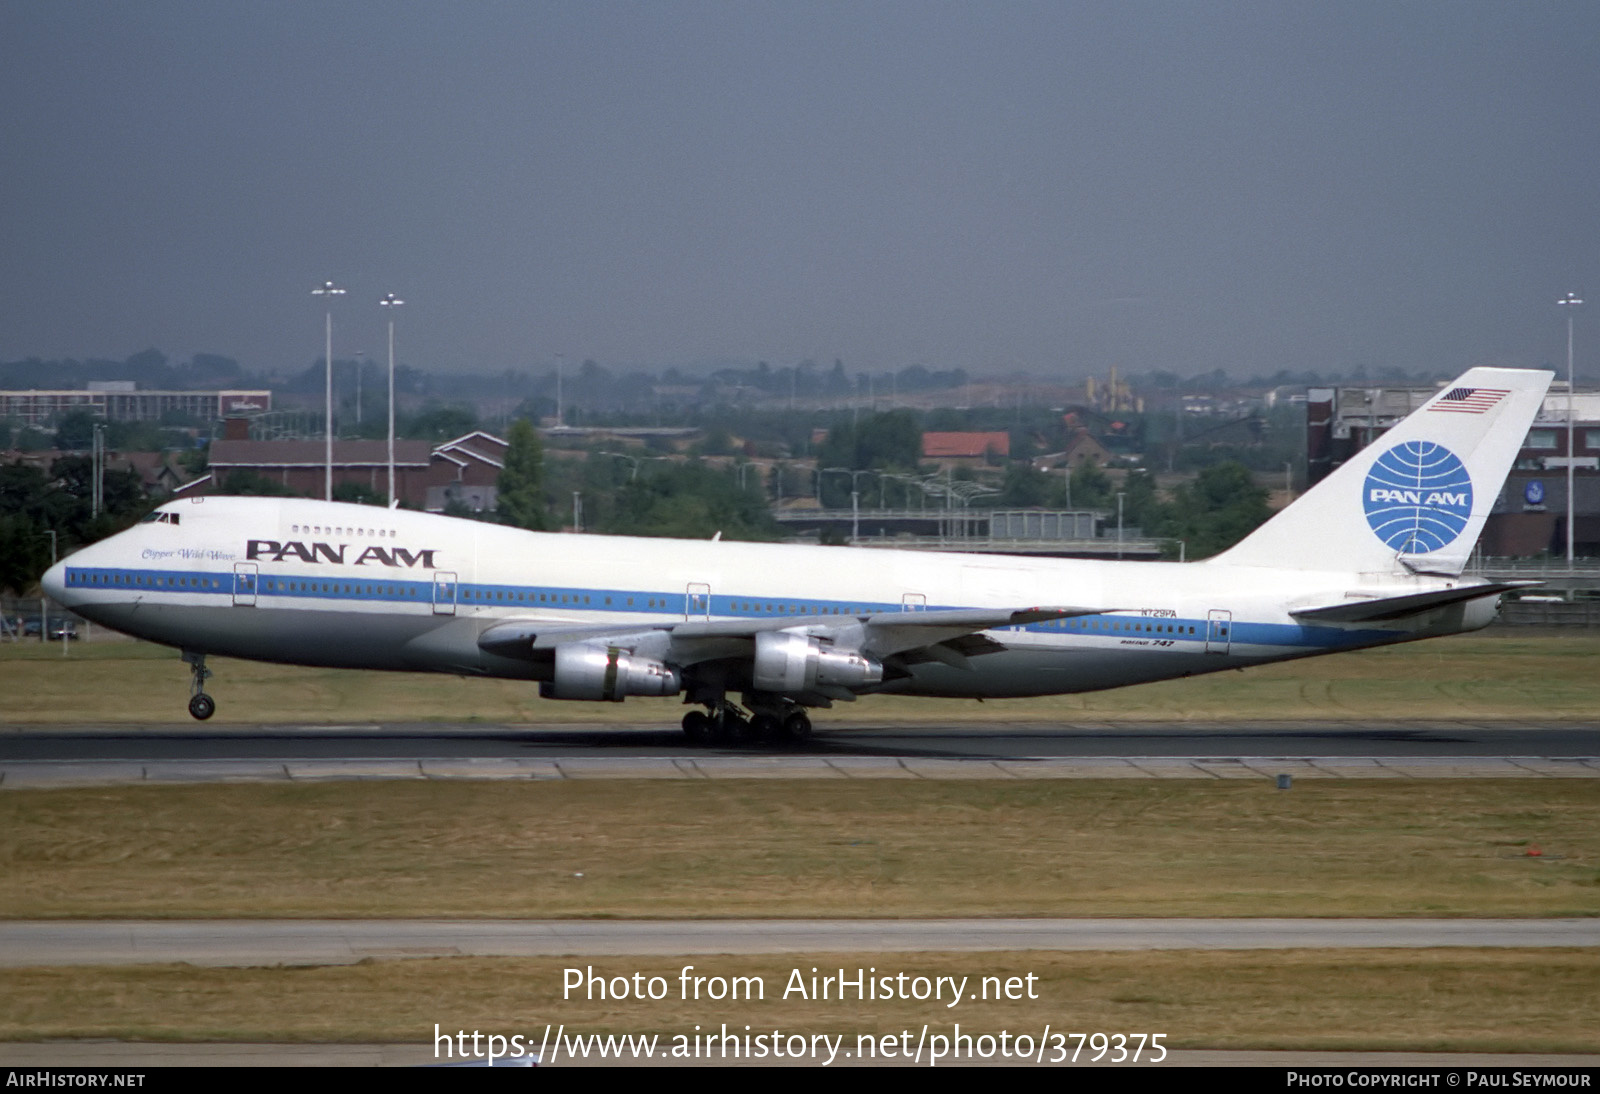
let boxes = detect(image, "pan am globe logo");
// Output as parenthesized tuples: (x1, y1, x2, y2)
(1363, 441, 1474, 554)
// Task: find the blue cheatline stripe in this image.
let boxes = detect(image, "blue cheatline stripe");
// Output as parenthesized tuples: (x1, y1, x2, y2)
(61, 565, 1389, 651)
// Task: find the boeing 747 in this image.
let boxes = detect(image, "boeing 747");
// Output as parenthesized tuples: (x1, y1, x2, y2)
(43, 366, 1550, 741)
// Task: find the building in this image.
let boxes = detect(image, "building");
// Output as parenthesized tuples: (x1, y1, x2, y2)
(1306, 383, 1600, 557)
(0, 447, 193, 496)
(921, 431, 1010, 467)
(0, 385, 271, 426)
(190, 431, 507, 512)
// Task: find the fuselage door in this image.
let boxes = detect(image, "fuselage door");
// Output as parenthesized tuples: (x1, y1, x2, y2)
(686, 582, 711, 621)
(1205, 609, 1232, 654)
(232, 562, 258, 607)
(433, 571, 458, 616)
(901, 592, 927, 611)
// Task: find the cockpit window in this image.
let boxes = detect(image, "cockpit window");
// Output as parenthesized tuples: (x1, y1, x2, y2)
(140, 511, 181, 525)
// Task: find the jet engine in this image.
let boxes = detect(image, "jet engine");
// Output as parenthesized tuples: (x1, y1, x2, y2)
(751, 631, 883, 692)
(540, 643, 682, 702)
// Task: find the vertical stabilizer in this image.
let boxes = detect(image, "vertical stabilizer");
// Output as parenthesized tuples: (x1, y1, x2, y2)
(1211, 367, 1552, 574)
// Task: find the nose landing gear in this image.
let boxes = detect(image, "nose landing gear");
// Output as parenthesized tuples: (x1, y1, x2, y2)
(183, 650, 215, 721)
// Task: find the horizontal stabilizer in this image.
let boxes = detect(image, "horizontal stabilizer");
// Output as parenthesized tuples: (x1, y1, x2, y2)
(1289, 581, 1539, 623)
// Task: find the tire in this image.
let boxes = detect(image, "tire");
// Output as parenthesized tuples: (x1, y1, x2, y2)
(188, 693, 216, 721)
(682, 710, 711, 743)
(710, 713, 746, 745)
(782, 710, 812, 741)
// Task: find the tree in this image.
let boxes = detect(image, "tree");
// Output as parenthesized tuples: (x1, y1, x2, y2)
(406, 403, 477, 442)
(0, 456, 150, 593)
(999, 464, 1052, 508)
(219, 469, 296, 497)
(1068, 461, 1113, 510)
(54, 410, 98, 451)
(603, 461, 778, 541)
(497, 418, 547, 530)
(1156, 461, 1271, 560)
(332, 482, 386, 506)
(815, 410, 922, 506)
(1120, 469, 1164, 530)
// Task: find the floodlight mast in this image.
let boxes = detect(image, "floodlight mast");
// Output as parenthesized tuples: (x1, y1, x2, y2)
(312, 280, 347, 501)
(380, 293, 405, 506)
(1559, 292, 1584, 565)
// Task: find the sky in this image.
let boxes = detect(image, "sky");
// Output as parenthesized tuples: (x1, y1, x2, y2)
(2, 1, 1597, 380)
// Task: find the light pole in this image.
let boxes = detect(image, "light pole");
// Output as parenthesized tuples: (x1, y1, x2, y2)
(818, 467, 873, 539)
(91, 423, 105, 519)
(39, 530, 55, 644)
(380, 293, 404, 505)
(603, 451, 642, 481)
(312, 280, 346, 501)
(1116, 491, 1126, 559)
(555, 354, 565, 428)
(1559, 292, 1583, 564)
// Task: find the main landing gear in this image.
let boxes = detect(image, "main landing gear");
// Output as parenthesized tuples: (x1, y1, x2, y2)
(183, 650, 215, 721)
(680, 698, 812, 746)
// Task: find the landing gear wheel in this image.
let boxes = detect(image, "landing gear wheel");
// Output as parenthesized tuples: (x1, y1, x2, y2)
(710, 711, 747, 745)
(682, 710, 711, 743)
(182, 650, 214, 721)
(749, 713, 780, 740)
(781, 710, 812, 741)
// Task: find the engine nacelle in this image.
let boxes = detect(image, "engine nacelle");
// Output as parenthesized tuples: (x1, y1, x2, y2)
(539, 643, 682, 702)
(752, 631, 883, 693)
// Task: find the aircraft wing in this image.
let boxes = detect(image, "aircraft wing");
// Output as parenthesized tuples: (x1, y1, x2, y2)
(1288, 581, 1539, 624)
(477, 605, 1103, 664)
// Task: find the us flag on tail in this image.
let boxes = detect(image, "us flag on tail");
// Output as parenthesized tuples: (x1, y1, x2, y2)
(1429, 387, 1510, 414)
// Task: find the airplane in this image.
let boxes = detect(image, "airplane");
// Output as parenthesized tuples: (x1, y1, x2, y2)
(43, 365, 1550, 742)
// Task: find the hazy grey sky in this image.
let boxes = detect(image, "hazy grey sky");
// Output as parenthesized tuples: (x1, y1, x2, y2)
(2, 1, 1596, 379)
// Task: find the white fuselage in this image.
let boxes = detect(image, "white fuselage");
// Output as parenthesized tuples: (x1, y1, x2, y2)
(45, 495, 1495, 702)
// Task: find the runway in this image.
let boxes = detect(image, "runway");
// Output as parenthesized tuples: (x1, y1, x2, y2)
(4, 918, 1595, 967)
(2, 720, 1596, 786)
(6, 722, 1596, 1069)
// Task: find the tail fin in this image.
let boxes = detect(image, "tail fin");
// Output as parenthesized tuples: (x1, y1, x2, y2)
(1211, 366, 1552, 574)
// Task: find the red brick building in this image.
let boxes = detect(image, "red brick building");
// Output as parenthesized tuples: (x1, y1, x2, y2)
(921, 431, 1011, 467)
(188, 431, 508, 512)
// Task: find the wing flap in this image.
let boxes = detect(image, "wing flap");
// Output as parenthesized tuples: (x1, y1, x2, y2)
(1289, 581, 1539, 623)
(480, 605, 1100, 655)
(858, 606, 1102, 659)
(477, 620, 667, 658)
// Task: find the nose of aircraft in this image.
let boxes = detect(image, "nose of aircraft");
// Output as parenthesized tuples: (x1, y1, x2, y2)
(42, 557, 69, 605)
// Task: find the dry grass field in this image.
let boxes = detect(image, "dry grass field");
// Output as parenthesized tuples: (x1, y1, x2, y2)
(3, 630, 1600, 724)
(3, 633, 1595, 1052)
(4, 780, 1596, 919)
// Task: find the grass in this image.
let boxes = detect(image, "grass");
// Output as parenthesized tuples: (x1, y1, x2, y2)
(4, 631, 1600, 724)
(3, 781, 1596, 919)
(2, 950, 1595, 1051)
(5, 634, 1595, 1054)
